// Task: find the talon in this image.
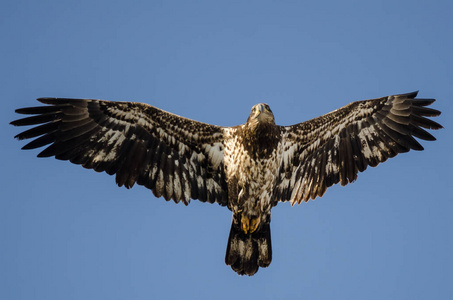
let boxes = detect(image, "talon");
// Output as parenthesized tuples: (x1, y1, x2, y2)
(240, 214, 261, 234)
(250, 217, 261, 233)
(241, 215, 249, 234)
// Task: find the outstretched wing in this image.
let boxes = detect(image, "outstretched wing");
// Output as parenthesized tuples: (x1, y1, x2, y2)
(273, 91, 442, 205)
(11, 98, 228, 205)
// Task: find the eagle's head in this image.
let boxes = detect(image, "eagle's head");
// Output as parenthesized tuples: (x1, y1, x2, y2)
(247, 103, 275, 128)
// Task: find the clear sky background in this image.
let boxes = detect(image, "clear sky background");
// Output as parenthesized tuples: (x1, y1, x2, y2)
(1, 0, 452, 299)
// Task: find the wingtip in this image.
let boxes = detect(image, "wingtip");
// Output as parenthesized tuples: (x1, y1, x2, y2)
(398, 91, 419, 98)
(433, 123, 444, 130)
(13, 107, 32, 115)
(37, 97, 60, 104)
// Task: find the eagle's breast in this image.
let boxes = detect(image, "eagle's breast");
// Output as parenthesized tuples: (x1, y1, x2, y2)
(223, 124, 281, 213)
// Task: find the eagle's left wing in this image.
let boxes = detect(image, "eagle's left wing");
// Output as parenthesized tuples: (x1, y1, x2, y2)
(11, 98, 228, 206)
(273, 91, 442, 205)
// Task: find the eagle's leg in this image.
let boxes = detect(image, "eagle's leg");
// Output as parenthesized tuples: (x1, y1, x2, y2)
(240, 213, 261, 234)
(250, 216, 261, 233)
(240, 215, 249, 234)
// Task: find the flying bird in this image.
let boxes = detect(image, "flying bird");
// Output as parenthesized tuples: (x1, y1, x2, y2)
(11, 91, 442, 276)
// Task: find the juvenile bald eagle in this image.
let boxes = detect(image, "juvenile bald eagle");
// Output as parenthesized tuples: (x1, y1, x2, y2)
(11, 91, 442, 275)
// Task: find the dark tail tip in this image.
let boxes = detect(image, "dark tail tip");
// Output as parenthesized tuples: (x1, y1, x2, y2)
(225, 221, 272, 276)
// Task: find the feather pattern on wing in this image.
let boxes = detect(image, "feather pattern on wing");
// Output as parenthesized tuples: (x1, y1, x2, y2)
(273, 91, 443, 205)
(11, 98, 228, 205)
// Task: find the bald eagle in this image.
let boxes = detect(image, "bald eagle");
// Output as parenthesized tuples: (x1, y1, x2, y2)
(11, 91, 442, 276)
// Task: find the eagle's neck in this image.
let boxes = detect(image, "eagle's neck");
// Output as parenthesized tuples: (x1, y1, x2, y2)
(242, 121, 280, 159)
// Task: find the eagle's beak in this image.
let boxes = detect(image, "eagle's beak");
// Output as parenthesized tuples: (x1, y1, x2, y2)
(255, 104, 266, 117)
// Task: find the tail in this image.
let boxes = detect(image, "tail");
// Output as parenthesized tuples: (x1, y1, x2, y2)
(225, 221, 272, 276)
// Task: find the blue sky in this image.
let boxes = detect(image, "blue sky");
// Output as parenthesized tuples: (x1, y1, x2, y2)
(1, 0, 452, 299)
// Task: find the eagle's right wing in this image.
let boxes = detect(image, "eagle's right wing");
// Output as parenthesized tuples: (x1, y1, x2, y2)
(273, 91, 442, 205)
(11, 98, 229, 206)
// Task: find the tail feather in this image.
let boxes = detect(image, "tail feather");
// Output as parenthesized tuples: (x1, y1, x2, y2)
(225, 221, 272, 276)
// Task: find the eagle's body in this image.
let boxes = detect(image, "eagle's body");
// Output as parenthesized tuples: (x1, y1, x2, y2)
(223, 105, 281, 274)
(11, 92, 442, 275)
